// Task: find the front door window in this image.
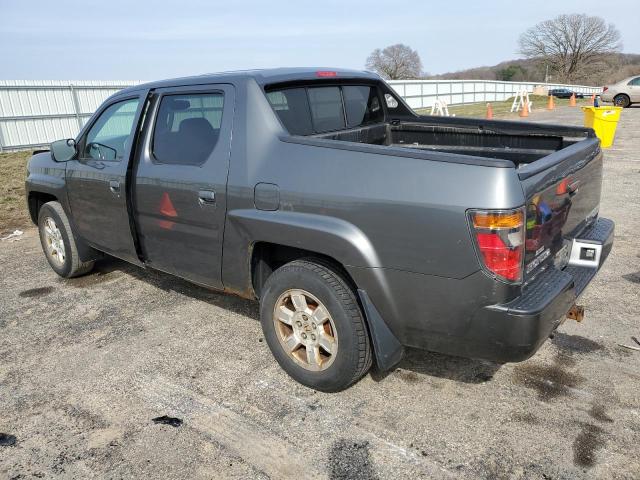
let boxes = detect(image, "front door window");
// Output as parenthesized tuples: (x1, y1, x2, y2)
(83, 98, 140, 161)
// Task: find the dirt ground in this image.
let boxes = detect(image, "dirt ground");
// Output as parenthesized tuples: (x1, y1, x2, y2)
(1, 106, 639, 479)
(0, 150, 31, 235)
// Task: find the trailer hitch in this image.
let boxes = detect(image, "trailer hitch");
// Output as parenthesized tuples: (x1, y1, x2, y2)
(566, 304, 585, 322)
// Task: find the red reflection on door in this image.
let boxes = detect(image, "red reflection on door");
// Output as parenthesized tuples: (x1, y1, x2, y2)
(158, 192, 177, 230)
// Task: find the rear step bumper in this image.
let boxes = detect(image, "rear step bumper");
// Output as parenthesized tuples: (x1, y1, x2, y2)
(470, 217, 614, 363)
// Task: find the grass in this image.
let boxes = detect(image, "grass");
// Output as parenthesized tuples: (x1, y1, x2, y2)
(416, 95, 594, 119)
(0, 150, 32, 235)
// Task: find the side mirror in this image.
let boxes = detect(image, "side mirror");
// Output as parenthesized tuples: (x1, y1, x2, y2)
(51, 138, 77, 162)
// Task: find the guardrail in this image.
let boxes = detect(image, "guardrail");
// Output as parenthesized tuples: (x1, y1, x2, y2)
(387, 79, 601, 110)
(0, 79, 601, 152)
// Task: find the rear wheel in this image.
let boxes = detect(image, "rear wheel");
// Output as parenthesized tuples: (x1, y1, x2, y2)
(259, 259, 372, 392)
(613, 94, 630, 108)
(38, 201, 94, 278)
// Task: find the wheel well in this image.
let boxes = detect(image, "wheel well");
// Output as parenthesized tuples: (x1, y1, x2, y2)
(28, 192, 57, 224)
(251, 242, 357, 298)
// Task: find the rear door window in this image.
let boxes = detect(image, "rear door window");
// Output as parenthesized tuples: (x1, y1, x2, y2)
(152, 92, 224, 166)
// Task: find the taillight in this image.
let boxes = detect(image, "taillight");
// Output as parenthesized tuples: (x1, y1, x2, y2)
(603, 86, 608, 93)
(468, 209, 524, 283)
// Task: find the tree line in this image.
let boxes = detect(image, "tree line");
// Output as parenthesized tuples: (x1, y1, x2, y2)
(365, 14, 636, 85)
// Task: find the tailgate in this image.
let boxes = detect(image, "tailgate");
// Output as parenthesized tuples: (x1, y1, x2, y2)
(518, 137, 603, 280)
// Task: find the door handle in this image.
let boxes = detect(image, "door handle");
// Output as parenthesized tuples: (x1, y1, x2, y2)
(109, 180, 120, 193)
(198, 190, 216, 205)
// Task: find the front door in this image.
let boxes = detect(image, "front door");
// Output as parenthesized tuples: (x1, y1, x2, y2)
(66, 94, 145, 263)
(133, 84, 234, 288)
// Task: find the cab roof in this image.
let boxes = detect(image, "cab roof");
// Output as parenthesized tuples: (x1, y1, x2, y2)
(118, 68, 382, 94)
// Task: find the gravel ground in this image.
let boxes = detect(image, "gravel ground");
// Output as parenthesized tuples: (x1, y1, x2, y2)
(1, 106, 639, 479)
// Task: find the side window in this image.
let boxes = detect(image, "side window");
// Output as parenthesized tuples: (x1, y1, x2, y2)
(307, 87, 345, 133)
(628, 77, 640, 86)
(152, 92, 224, 166)
(84, 98, 140, 161)
(384, 93, 399, 109)
(343, 86, 383, 127)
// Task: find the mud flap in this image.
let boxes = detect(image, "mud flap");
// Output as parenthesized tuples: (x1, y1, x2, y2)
(357, 289, 404, 371)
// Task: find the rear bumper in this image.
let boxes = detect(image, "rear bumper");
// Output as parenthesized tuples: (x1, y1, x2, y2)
(350, 218, 614, 368)
(470, 217, 614, 362)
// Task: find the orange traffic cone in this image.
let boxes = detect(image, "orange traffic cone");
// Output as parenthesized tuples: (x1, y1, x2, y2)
(547, 95, 555, 110)
(519, 99, 529, 117)
(486, 103, 493, 119)
(569, 93, 577, 107)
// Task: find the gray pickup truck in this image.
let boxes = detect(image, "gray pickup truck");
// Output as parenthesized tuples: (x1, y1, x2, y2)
(26, 68, 613, 391)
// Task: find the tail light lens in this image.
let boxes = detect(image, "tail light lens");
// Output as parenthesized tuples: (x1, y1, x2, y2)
(468, 209, 524, 283)
(603, 86, 608, 93)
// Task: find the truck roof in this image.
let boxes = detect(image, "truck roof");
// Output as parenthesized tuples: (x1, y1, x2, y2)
(119, 67, 381, 94)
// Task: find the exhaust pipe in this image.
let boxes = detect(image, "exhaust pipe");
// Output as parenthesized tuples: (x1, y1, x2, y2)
(566, 304, 585, 322)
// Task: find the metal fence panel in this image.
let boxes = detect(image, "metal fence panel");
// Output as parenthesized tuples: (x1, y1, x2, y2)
(0, 80, 142, 151)
(0, 79, 601, 151)
(387, 79, 601, 110)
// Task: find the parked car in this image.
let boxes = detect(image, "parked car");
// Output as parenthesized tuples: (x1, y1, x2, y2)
(26, 68, 613, 391)
(548, 88, 585, 99)
(601, 75, 640, 108)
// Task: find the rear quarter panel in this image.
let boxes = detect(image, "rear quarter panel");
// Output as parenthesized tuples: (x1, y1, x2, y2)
(222, 78, 526, 293)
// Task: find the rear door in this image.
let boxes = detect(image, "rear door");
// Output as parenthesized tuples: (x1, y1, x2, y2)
(133, 84, 234, 288)
(66, 94, 145, 263)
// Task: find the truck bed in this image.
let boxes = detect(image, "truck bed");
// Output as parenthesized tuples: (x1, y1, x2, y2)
(311, 117, 592, 165)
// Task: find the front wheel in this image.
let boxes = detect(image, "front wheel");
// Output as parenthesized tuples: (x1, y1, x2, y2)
(613, 94, 630, 108)
(259, 259, 372, 392)
(38, 201, 94, 278)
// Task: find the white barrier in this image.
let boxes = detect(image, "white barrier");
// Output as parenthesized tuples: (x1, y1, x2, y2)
(387, 79, 600, 110)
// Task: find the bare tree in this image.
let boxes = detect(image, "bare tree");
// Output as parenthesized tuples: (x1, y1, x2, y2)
(366, 44, 423, 80)
(519, 14, 621, 83)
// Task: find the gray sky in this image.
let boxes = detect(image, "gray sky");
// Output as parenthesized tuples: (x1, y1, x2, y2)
(1, 0, 638, 80)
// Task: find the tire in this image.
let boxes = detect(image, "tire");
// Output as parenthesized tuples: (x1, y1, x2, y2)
(38, 201, 95, 278)
(259, 259, 372, 392)
(613, 94, 630, 108)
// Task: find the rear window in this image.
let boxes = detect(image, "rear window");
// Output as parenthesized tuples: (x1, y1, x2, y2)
(266, 89, 313, 135)
(266, 84, 384, 135)
(343, 86, 383, 127)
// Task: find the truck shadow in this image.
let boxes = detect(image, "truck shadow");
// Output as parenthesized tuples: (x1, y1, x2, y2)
(83, 256, 502, 385)
(82, 256, 259, 320)
(371, 348, 502, 385)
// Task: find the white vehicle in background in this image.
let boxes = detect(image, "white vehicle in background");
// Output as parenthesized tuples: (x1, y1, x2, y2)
(601, 75, 640, 108)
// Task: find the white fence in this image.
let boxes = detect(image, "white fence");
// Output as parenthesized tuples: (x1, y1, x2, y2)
(388, 79, 601, 110)
(0, 79, 601, 152)
(0, 80, 142, 152)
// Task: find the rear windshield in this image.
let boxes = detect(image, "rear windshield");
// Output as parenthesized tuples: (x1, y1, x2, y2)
(266, 84, 384, 135)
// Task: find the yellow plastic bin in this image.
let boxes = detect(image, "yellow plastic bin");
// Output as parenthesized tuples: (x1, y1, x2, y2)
(581, 106, 622, 148)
